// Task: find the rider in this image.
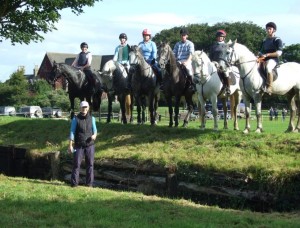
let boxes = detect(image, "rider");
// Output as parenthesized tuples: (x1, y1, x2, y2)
(137, 29, 162, 88)
(173, 27, 195, 91)
(72, 42, 95, 91)
(209, 29, 231, 95)
(258, 22, 283, 95)
(113, 33, 130, 74)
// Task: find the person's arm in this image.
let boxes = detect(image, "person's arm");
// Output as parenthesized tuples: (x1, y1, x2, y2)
(91, 116, 97, 140)
(113, 46, 119, 61)
(68, 117, 77, 153)
(152, 41, 157, 60)
(71, 54, 79, 67)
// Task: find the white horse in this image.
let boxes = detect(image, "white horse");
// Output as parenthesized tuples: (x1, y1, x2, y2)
(98, 60, 133, 124)
(223, 40, 300, 133)
(192, 50, 242, 131)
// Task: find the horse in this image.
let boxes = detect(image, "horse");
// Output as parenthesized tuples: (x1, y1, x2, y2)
(97, 60, 133, 124)
(157, 42, 195, 127)
(220, 40, 300, 133)
(128, 45, 160, 125)
(50, 62, 102, 118)
(191, 50, 242, 131)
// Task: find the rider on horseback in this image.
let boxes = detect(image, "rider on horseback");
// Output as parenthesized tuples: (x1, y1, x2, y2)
(209, 29, 231, 95)
(113, 33, 130, 74)
(135, 29, 162, 89)
(72, 42, 96, 92)
(173, 27, 195, 91)
(258, 22, 283, 95)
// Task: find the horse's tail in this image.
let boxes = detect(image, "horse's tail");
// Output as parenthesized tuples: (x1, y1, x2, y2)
(125, 94, 131, 116)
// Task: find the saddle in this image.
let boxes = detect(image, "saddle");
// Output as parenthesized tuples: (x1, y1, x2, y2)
(217, 70, 236, 86)
(258, 62, 279, 83)
(176, 62, 191, 81)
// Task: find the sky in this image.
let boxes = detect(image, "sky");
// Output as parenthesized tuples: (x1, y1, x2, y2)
(1, 0, 299, 82)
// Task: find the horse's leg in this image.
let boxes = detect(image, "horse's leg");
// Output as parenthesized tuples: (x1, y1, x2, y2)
(232, 92, 240, 131)
(119, 95, 127, 124)
(221, 98, 228, 130)
(252, 93, 263, 133)
(286, 90, 296, 132)
(130, 93, 134, 123)
(182, 95, 193, 128)
(125, 94, 131, 123)
(174, 96, 180, 127)
(148, 94, 155, 125)
(69, 95, 75, 119)
(141, 96, 146, 124)
(107, 94, 113, 123)
(294, 91, 300, 132)
(135, 95, 142, 124)
(242, 96, 251, 134)
(166, 95, 173, 127)
(211, 97, 219, 131)
(198, 95, 206, 130)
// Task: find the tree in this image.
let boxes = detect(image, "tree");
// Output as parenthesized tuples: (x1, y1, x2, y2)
(153, 21, 265, 54)
(0, 0, 101, 45)
(282, 44, 300, 63)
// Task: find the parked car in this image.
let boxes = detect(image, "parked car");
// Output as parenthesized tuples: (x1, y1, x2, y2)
(42, 107, 62, 118)
(17, 106, 43, 118)
(0, 106, 16, 116)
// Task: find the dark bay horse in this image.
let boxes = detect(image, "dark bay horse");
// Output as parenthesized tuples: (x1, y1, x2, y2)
(50, 62, 102, 118)
(98, 60, 133, 124)
(157, 42, 195, 127)
(129, 45, 160, 125)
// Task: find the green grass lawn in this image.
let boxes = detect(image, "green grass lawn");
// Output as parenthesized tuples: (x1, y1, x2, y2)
(1, 174, 300, 228)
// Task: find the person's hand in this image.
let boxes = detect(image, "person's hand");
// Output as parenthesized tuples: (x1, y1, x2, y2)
(91, 134, 97, 140)
(68, 145, 73, 154)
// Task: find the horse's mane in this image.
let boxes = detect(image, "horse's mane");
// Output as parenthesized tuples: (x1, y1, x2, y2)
(233, 42, 256, 59)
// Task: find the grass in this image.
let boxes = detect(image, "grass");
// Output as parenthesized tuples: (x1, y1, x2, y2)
(1, 174, 300, 227)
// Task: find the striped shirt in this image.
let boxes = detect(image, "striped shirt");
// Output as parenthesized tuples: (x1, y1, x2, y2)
(173, 40, 194, 61)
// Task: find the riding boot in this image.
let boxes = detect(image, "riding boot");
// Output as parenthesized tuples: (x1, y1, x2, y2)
(225, 77, 231, 95)
(266, 72, 273, 95)
(187, 75, 196, 92)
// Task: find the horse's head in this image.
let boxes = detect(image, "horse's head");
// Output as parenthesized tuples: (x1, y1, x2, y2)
(192, 50, 214, 83)
(129, 45, 142, 67)
(157, 42, 172, 69)
(98, 60, 116, 91)
(49, 61, 62, 83)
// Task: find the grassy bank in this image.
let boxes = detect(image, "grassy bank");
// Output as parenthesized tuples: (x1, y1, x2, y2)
(1, 174, 299, 227)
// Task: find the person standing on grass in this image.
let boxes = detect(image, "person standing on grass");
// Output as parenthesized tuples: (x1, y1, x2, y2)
(68, 101, 97, 187)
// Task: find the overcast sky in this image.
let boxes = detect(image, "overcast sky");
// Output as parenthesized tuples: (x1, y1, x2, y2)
(1, 0, 299, 82)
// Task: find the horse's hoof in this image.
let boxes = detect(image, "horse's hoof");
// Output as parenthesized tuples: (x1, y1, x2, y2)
(213, 128, 219, 131)
(255, 128, 262, 133)
(234, 127, 240, 131)
(243, 129, 250, 134)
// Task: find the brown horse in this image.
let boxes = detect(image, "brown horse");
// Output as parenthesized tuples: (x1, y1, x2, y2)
(157, 42, 195, 127)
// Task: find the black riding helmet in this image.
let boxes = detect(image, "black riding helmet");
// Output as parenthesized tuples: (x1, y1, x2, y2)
(80, 42, 88, 48)
(180, 28, 189, 35)
(266, 22, 277, 31)
(119, 33, 127, 40)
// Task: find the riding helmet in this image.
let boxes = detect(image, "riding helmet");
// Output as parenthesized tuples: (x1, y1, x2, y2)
(180, 28, 189, 35)
(80, 42, 88, 48)
(216, 30, 226, 37)
(142, 29, 151, 36)
(266, 22, 277, 30)
(119, 33, 127, 40)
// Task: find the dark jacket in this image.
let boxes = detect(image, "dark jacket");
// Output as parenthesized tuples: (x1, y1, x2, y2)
(74, 113, 94, 147)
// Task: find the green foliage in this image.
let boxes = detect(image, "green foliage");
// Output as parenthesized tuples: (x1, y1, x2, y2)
(153, 21, 266, 54)
(282, 44, 300, 63)
(0, 0, 101, 44)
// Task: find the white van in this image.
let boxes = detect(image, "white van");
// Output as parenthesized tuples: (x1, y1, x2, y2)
(0, 106, 16, 116)
(18, 106, 43, 118)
